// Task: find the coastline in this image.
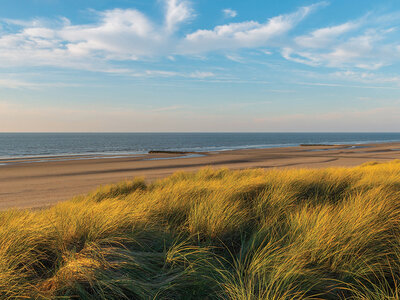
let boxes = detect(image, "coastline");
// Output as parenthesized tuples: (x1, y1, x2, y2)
(1, 141, 400, 210)
(1, 138, 399, 165)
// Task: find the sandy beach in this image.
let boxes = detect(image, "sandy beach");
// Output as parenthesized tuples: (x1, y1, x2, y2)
(1, 142, 400, 210)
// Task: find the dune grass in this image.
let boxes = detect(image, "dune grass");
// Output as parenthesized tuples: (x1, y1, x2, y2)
(1, 161, 400, 299)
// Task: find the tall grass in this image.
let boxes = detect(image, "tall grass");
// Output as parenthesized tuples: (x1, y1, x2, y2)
(1, 161, 400, 299)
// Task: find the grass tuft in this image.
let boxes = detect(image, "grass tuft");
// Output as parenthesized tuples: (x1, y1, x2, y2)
(1, 162, 400, 298)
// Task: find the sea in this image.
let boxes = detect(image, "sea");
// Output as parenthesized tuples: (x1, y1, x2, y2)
(1, 132, 400, 160)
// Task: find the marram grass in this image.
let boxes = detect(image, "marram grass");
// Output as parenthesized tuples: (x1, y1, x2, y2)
(1, 161, 400, 299)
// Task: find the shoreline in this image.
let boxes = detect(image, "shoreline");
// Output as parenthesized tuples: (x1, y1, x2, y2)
(1, 139, 400, 166)
(1, 141, 400, 210)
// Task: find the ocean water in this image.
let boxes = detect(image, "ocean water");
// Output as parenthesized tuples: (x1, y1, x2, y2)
(1, 132, 400, 160)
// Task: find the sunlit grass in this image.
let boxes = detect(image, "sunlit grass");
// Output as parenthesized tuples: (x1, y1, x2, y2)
(1, 160, 400, 299)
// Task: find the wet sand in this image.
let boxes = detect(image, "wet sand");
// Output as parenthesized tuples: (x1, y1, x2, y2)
(1, 142, 400, 210)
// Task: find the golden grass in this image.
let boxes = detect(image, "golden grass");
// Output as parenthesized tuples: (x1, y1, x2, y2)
(1, 161, 400, 299)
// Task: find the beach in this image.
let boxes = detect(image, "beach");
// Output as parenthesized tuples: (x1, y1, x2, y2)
(1, 142, 400, 210)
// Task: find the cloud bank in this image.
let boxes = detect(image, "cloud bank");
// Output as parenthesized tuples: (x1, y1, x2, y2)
(0, 1, 322, 70)
(0, 0, 399, 74)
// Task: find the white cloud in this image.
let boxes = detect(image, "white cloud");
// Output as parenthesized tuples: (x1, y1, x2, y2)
(331, 70, 400, 86)
(60, 9, 161, 60)
(297, 81, 400, 90)
(165, 0, 193, 33)
(188, 71, 215, 78)
(126, 69, 215, 79)
(284, 14, 400, 69)
(261, 49, 272, 55)
(284, 31, 390, 69)
(223, 9, 237, 18)
(226, 54, 244, 62)
(295, 21, 358, 48)
(355, 63, 385, 70)
(181, 2, 324, 54)
(144, 70, 179, 77)
(0, 3, 181, 69)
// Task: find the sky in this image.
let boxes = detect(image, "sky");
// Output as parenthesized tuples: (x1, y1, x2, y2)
(1, 0, 400, 132)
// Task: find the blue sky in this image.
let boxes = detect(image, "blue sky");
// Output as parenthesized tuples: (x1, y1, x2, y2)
(1, 0, 400, 132)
